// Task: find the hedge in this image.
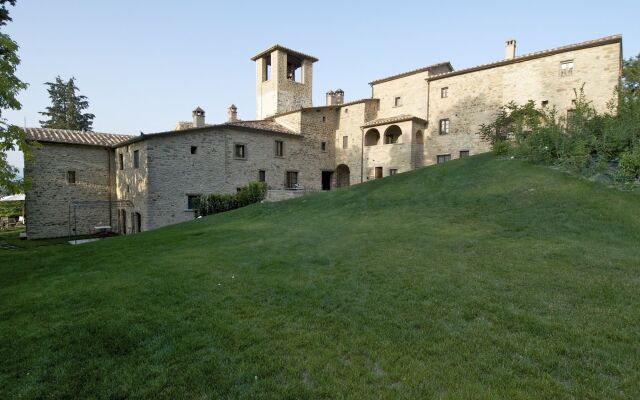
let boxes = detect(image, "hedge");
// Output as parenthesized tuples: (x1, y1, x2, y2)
(195, 181, 267, 217)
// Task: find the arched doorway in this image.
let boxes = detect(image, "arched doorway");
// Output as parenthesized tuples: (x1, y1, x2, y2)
(415, 130, 424, 144)
(336, 164, 350, 187)
(134, 212, 142, 233)
(384, 125, 402, 144)
(364, 129, 380, 146)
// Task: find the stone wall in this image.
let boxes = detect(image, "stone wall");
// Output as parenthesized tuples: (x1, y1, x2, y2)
(114, 140, 149, 233)
(25, 143, 115, 239)
(425, 42, 621, 165)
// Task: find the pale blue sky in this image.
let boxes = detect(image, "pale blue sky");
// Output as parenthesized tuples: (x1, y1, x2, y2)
(5, 0, 639, 171)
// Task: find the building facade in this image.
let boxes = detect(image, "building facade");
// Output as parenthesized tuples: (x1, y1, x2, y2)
(24, 35, 623, 238)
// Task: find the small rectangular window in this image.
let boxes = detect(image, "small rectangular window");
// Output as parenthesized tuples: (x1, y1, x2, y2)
(66, 170, 76, 184)
(394, 96, 402, 107)
(439, 119, 450, 135)
(258, 170, 266, 182)
(342, 136, 348, 149)
(133, 150, 140, 168)
(541, 100, 549, 107)
(560, 60, 574, 77)
(437, 154, 451, 164)
(322, 116, 326, 123)
(187, 195, 200, 210)
(321, 142, 327, 152)
(285, 171, 298, 189)
(389, 169, 398, 176)
(275, 140, 284, 157)
(441, 87, 448, 98)
(234, 144, 246, 159)
(459, 150, 470, 158)
(119, 153, 124, 170)
(191, 146, 197, 154)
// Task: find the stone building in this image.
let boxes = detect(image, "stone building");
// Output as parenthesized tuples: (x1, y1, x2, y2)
(24, 35, 623, 238)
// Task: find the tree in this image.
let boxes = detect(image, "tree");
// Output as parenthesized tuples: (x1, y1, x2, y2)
(622, 53, 640, 96)
(39, 76, 95, 131)
(0, 0, 29, 193)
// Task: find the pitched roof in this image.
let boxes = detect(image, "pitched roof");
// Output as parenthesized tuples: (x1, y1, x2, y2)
(361, 114, 427, 128)
(118, 120, 300, 146)
(224, 120, 297, 135)
(270, 98, 380, 118)
(369, 62, 453, 85)
(25, 128, 133, 147)
(427, 34, 622, 81)
(250, 44, 318, 62)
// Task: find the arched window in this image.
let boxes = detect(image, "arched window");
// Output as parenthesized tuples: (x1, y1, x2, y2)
(415, 130, 424, 144)
(384, 125, 402, 144)
(364, 129, 380, 146)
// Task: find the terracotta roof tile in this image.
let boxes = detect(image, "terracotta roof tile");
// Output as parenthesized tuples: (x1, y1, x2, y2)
(251, 44, 318, 62)
(25, 128, 133, 147)
(369, 62, 453, 85)
(224, 120, 297, 135)
(362, 114, 427, 128)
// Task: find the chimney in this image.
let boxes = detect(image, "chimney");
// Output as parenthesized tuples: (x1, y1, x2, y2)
(505, 38, 516, 60)
(228, 104, 238, 122)
(334, 89, 344, 105)
(326, 90, 335, 105)
(192, 107, 205, 127)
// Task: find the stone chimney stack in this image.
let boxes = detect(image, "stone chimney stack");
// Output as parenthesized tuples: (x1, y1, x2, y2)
(192, 107, 205, 128)
(505, 38, 516, 60)
(326, 90, 335, 106)
(228, 104, 238, 122)
(334, 89, 344, 105)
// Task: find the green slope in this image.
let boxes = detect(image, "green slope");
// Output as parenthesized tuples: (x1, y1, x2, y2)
(1, 154, 640, 399)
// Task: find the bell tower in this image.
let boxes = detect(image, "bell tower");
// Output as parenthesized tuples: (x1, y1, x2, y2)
(252, 45, 317, 119)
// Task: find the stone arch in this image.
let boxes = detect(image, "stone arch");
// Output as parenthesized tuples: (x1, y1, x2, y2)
(364, 129, 380, 146)
(384, 125, 402, 144)
(336, 164, 350, 187)
(415, 130, 424, 144)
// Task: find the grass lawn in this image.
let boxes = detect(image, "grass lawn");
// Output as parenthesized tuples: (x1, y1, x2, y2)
(1, 154, 639, 399)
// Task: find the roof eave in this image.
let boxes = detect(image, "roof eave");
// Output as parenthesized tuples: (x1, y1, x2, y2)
(427, 35, 622, 82)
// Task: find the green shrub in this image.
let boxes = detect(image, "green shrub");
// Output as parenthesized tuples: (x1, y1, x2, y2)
(196, 181, 267, 217)
(0, 200, 23, 217)
(620, 149, 640, 180)
(492, 140, 510, 155)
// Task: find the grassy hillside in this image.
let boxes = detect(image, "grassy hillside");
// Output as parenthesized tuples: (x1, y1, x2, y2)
(1, 154, 639, 399)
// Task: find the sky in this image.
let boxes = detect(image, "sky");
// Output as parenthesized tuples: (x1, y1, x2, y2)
(4, 0, 639, 172)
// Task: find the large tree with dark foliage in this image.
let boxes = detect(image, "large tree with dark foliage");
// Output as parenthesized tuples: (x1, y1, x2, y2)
(0, 0, 29, 192)
(39, 76, 95, 131)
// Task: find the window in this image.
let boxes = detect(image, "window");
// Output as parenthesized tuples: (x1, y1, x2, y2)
(441, 87, 448, 98)
(560, 60, 574, 77)
(66, 170, 76, 184)
(119, 153, 124, 170)
(191, 146, 198, 154)
(459, 150, 470, 158)
(126, 184, 130, 193)
(439, 119, 450, 135)
(321, 141, 327, 152)
(343, 136, 348, 149)
(187, 195, 200, 210)
(285, 171, 298, 189)
(133, 150, 140, 168)
(394, 96, 402, 107)
(275, 140, 284, 157)
(541, 100, 549, 107)
(389, 169, 398, 176)
(234, 144, 246, 159)
(322, 116, 326, 123)
(258, 170, 266, 182)
(437, 154, 451, 164)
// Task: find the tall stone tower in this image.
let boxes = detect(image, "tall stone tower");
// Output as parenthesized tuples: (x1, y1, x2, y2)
(251, 45, 317, 119)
